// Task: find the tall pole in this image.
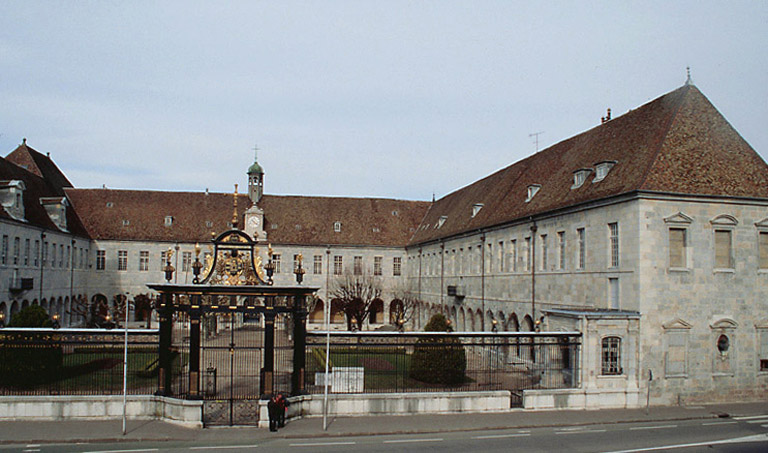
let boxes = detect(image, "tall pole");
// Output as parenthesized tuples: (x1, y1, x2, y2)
(323, 248, 331, 430)
(122, 292, 130, 435)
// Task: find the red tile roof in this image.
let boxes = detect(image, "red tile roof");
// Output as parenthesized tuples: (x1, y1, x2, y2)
(409, 85, 768, 245)
(5, 141, 73, 193)
(65, 189, 430, 246)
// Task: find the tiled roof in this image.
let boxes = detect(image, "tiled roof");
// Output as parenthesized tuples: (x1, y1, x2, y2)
(261, 195, 430, 247)
(409, 85, 768, 245)
(65, 189, 430, 246)
(0, 155, 88, 236)
(5, 141, 73, 193)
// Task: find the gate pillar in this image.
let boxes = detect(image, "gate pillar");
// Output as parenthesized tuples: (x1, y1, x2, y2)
(156, 294, 173, 396)
(188, 300, 202, 399)
(262, 306, 276, 396)
(292, 296, 308, 395)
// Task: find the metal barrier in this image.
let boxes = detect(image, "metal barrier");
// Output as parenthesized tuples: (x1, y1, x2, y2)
(305, 331, 581, 396)
(0, 328, 158, 396)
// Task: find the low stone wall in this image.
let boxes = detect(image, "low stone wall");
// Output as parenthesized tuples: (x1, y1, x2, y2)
(523, 388, 642, 410)
(257, 391, 512, 428)
(0, 395, 203, 428)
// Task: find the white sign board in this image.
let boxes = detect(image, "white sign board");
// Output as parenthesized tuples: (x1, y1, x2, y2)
(331, 367, 365, 393)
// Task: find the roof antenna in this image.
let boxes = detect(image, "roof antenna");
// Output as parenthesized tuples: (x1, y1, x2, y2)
(529, 131, 544, 152)
(685, 66, 693, 86)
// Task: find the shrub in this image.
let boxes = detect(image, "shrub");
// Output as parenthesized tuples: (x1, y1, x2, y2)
(0, 306, 62, 388)
(8, 305, 54, 328)
(409, 313, 466, 385)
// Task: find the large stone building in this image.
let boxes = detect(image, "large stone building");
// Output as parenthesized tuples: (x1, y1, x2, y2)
(1, 82, 767, 405)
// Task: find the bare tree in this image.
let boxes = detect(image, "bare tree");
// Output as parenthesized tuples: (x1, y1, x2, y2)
(391, 282, 420, 330)
(330, 271, 382, 331)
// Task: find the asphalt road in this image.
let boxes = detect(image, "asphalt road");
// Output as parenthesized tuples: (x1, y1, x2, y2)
(3, 415, 768, 453)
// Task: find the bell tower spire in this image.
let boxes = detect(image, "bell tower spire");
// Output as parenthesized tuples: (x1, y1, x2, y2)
(248, 144, 265, 203)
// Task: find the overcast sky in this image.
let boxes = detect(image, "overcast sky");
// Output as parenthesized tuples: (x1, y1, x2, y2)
(1, 1, 766, 201)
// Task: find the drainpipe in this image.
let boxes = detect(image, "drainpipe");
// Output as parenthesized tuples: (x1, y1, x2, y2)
(480, 233, 486, 331)
(440, 242, 445, 308)
(39, 231, 46, 303)
(70, 239, 76, 326)
(530, 220, 538, 329)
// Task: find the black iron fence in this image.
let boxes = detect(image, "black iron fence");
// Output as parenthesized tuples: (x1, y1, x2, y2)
(305, 331, 581, 395)
(0, 328, 158, 396)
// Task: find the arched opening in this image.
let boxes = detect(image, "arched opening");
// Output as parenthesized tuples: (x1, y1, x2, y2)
(330, 299, 345, 324)
(468, 309, 475, 331)
(10, 300, 20, 317)
(369, 298, 384, 325)
(389, 299, 404, 325)
(309, 299, 324, 324)
(459, 307, 466, 331)
(0, 301, 7, 325)
(22, 299, 30, 309)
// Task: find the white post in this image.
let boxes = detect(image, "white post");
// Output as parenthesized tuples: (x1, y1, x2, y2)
(122, 293, 130, 435)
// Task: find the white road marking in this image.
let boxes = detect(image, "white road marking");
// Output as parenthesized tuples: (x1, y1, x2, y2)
(600, 433, 768, 453)
(629, 424, 677, 431)
(83, 450, 159, 453)
(383, 438, 443, 444)
(555, 429, 606, 435)
(190, 445, 259, 450)
(733, 415, 768, 421)
(472, 433, 531, 439)
(702, 421, 737, 426)
(289, 441, 356, 447)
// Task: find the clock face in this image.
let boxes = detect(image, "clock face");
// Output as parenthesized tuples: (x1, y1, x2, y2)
(224, 257, 245, 276)
(248, 217, 260, 228)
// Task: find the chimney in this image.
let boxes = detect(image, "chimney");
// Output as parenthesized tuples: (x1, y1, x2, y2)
(601, 108, 612, 124)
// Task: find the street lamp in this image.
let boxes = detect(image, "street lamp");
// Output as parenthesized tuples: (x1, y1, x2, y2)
(164, 247, 175, 283)
(192, 243, 203, 284)
(264, 244, 275, 286)
(0, 312, 5, 328)
(294, 253, 305, 285)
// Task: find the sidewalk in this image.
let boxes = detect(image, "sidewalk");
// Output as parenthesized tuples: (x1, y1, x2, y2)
(1, 402, 766, 445)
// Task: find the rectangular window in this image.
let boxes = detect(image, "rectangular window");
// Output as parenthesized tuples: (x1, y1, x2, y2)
(34, 240, 40, 267)
(1, 235, 7, 265)
(577, 228, 585, 269)
(601, 337, 622, 375)
(498, 241, 505, 272)
(333, 255, 343, 275)
(374, 256, 382, 276)
(353, 256, 363, 275)
(43, 242, 49, 267)
(117, 250, 127, 271)
(139, 251, 149, 271)
(393, 257, 402, 276)
(487, 243, 493, 273)
(511, 239, 517, 272)
(24, 238, 30, 266)
(160, 251, 167, 270)
(13, 237, 20, 265)
(51, 243, 56, 268)
(665, 329, 688, 377)
(293, 254, 301, 272)
(759, 232, 768, 270)
(272, 254, 281, 273)
(66, 245, 70, 268)
(313, 255, 323, 275)
(669, 228, 687, 268)
(609, 223, 619, 268)
(182, 251, 192, 273)
(558, 231, 566, 270)
(759, 329, 768, 372)
(525, 237, 531, 271)
(609, 277, 619, 309)
(540, 234, 548, 270)
(714, 229, 733, 269)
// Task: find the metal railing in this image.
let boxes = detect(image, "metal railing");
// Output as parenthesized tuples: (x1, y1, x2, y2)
(305, 331, 581, 394)
(0, 328, 158, 396)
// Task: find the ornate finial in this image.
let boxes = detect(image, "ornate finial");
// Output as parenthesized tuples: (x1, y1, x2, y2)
(232, 184, 239, 229)
(22, 138, 27, 145)
(252, 144, 259, 161)
(685, 66, 693, 86)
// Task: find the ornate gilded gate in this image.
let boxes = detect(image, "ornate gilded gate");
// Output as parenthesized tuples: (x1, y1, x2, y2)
(148, 228, 317, 426)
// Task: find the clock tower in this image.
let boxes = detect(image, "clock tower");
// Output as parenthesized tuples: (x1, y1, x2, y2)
(245, 148, 266, 241)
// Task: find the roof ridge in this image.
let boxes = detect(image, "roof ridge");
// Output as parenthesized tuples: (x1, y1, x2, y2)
(635, 84, 692, 190)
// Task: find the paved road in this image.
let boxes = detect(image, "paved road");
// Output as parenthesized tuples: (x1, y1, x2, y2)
(3, 414, 768, 453)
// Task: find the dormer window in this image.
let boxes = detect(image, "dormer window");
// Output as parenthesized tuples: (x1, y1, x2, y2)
(0, 180, 26, 221)
(39, 197, 69, 232)
(472, 203, 484, 218)
(437, 216, 448, 228)
(122, 219, 130, 227)
(164, 216, 173, 227)
(593, 161, 617, 183)
(526, 184, 541, 203)
(334, 221, 342, 233)
(571, 169, 592, 189)
(106, 202, 114, 208)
